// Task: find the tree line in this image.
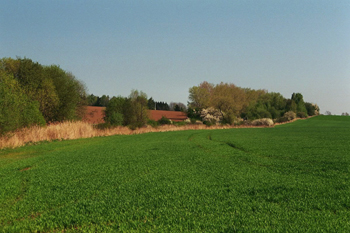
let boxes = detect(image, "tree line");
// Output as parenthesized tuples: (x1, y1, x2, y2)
(0, 57, 86, 135)
(188, 81, 319, 124)
(1, 57, 323, 135)
(91, 92, 187, 128)
(87, 94, 186, 111)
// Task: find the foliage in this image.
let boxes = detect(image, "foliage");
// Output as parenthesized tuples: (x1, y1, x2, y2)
(297, 111, 307, 118)
(188, 82, 318, 122)
(188, 82, 213, 109)
(222, 110, 236, 125)
(200, 107, 223, 124)
(86, 94, 110, 107)
(173, 121, 188, 126)
(44, 66, 87, 121)
(187, 107, 201, 120)
(0, 72, 45, 134)
(157, 116, 172, 125)
(291, 93, 308, 116)
(242, 92, 286, 120)
(283, 111, 297, 121)
(105, 90, 149, 128)
(169, 102, 187, 111)
(129, 90, 149, 127)
(155, 101, 170, 110)
(104, 96, 127, 126)
(1, 116, 350, 232)
(0, 57, 87, 124)
(251, 118, 274, 126)
(147, 119, 159, 127)
(190, 118, 197, 124)
(147, 97, 156, 110)
(305, 102, 319, 116)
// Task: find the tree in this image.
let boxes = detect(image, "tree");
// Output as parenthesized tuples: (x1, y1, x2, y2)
(45, 66, 87, 121)
(341, 112, 349, 116)
(325, 111, 332, 115)
(0, 72, 45, 134)
(87, 94, 99, 106)
(291, 93, 307, 116)
(305, 102, 319, 116)
(6, 58, 61, 122)
(242, 92, 287, 120)
(285, 99, 297, 113)
(128, 90, 149, 127)
(155, 101, 170, 110)
(104, 96, 127, 126)
(1, 58, 86, 123)
(169, 102, 187, 111)
(147, 97, 156, 110)
(188, 82, 213, 109)
(97, 95, 110, 107)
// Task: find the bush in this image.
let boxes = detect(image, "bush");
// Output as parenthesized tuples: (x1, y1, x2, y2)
(297, 112, 308, 118)
(283, 111, 297, 121)
(106, 112, 123, 126)
(251, 118, 274, 126)
(147, 119, 159, 128)
(158, 116, 172, 125)
(173, 121, 187, 126)
(187, 107, 201, 120)
(190, 118, 197, 124)
(204, 121, 213, 127)
(200, 107, 223, 123)
(222, 111, 236, 125)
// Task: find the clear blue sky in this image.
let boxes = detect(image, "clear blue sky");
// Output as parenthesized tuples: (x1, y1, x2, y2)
(1, 0, 349, 115)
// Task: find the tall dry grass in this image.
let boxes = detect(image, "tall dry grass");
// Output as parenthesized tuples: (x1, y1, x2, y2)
(0, 121, 237, 149)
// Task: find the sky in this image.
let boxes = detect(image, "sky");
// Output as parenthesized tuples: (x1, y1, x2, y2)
(1, 0, 349, 115)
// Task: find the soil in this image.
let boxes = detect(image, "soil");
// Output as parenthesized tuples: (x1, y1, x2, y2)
(148, 110, 188, 122)
(83, 106, 106, 124)
(83, 107, 188, 124)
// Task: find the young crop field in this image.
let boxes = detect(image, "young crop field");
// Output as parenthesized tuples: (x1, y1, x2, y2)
(0, 115, 349, 232)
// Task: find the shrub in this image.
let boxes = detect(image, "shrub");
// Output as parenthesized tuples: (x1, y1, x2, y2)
(173, 121, 187, 126)
(187, 107, 201, 120)
(147, 119, 159, 127)
(222, 111, 236, 125)
(190, 118, 197, 124)
(297, 112, 308, 118)
(251, 118, 274, 126)
(106, 112, 123, 126)
(283, 111, 297, 121)
(200, 107, 223, 123)
(158, 116, 172, 125)
(204, 121, 213, 127)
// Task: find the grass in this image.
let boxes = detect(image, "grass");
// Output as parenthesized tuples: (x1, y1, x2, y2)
(0, 115, 349, 232)
(0, 121, 237, 150)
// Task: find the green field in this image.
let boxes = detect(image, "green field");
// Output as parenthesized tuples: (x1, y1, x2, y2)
(1, 115, 350, 232)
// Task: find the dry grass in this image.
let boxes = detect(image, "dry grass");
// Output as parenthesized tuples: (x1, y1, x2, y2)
(0, 121, 238, 149)
(1, 119, 303, 150)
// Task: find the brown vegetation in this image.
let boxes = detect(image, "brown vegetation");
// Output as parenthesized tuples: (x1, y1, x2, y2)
(0, 113, 308, 150)
(0, 121, 234, 149)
